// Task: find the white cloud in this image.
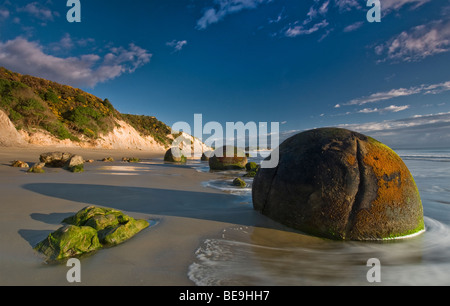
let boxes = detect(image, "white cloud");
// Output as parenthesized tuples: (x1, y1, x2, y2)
(382, 0, 431, 13)
(285, 19, 329, 37)
(340, 112, 450, 132)
(166, 40, 188, 52)
(336, 111, 450, 148)
(0, 37, 152, 88)
(196, 0, 270, 30)
(384, 105, 411, 112)
(319, 0, 330, 15)
(375, 20, 450, 62)
(341, 81, 450, 106)
(334, 0, 361, 12)
(17, 2, 57, 22)
(358, 105, 410, 114)
(343, 21, 363, 33)
(268, 8, 285, 24)
(280, 112, 450, 148)
(0, 9, 9, 19)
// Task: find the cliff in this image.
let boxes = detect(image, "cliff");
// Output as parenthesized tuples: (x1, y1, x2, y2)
(0, 67, 208, 154)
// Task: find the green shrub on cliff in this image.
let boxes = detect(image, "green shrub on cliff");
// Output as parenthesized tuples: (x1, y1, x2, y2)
(121, 113, 173, 147)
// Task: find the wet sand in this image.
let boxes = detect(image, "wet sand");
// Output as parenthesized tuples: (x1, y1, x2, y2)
(0, 146, 276, 286)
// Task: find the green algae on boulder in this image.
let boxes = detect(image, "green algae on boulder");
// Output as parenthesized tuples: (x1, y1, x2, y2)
(34, 225, 102, 261)
(252, 128, 425, 241)
(38, 152, 85, 173)
(164, 147, 187, 163)
(27, 163, 45, 173)
(11, 160, 29, 168)
(99, 219, 150, 246)
(62, 206, 129, 227)
(209, 146, 247, 170)
(40, 152, 73, 167)
(245, 162, 259, 171)
(35, 206, 150, 261)
(232, 177, 247, 188)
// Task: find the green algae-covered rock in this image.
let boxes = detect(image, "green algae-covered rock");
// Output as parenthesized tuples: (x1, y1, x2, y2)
(35, 206, 150, 261)
(99, 218, 150, 246)
(233, 177, 247, 188)
(209, 146, 247, 170)
(164, 147, 187, 163)
(63, 206, 129, 227)
(34, 225, 102, 261)
(243, 170, 258, 178)
(252, 128, 425, 241)
(27, 163, 45, 173)
(11, 160, 29, 168)
(40, 152, 73, 167)
(245, 162, 259, 171)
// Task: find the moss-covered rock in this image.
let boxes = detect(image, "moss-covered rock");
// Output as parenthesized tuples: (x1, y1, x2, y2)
(11, 160, 29, 168)
(35, 206, 150, 261)
(245, 162, 259, 171)
(209, 146, 247, 170)
(99, 218, 150, 246)
(69, 164, 84, 173)
(233, 177, 247, 188)
(252, 128, 425, 241)
(122, 157, 141, 163)
(164, 147, 187, 163)
(38, 152, 84, 173)
(243, 170, 258, 178)
(34, 225, 102, 261)
(40, 152, 73, 167)
(27, 163, 45, 173)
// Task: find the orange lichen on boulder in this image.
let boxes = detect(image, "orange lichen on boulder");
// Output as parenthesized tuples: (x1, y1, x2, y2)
(348, 138, 424, 240)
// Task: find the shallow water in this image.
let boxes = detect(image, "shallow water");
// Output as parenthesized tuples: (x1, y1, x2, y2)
(189, 148, 450, 286)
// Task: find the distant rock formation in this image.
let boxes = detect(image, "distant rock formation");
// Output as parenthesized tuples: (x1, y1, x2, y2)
(209, 146, 248, 170)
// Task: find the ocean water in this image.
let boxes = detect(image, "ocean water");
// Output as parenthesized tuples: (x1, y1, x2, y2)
(189, 148, 450, 286)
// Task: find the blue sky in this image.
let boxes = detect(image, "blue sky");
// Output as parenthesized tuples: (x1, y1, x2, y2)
(0, 0, 449, 148)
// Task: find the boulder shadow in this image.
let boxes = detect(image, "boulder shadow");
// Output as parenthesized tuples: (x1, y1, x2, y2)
(18, 229, 54, 248)
(30, 212, 75, 225)
(22, 183, 264, 227)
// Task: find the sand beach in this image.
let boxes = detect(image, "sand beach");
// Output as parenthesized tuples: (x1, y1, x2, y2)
(0, 146, 278, 285)
(2, 146, 450, 286)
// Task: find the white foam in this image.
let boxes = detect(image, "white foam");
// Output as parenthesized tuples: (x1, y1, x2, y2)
(188, 218, 450, 286)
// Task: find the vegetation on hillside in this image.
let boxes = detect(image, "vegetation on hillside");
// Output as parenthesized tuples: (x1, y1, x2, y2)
(0, 67, 174, 147)
(121, 114, 173, 147)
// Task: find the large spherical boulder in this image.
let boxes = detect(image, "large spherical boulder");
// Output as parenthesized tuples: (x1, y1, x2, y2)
(209, 146, 247, 170)
(252, 128, 424, 241)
